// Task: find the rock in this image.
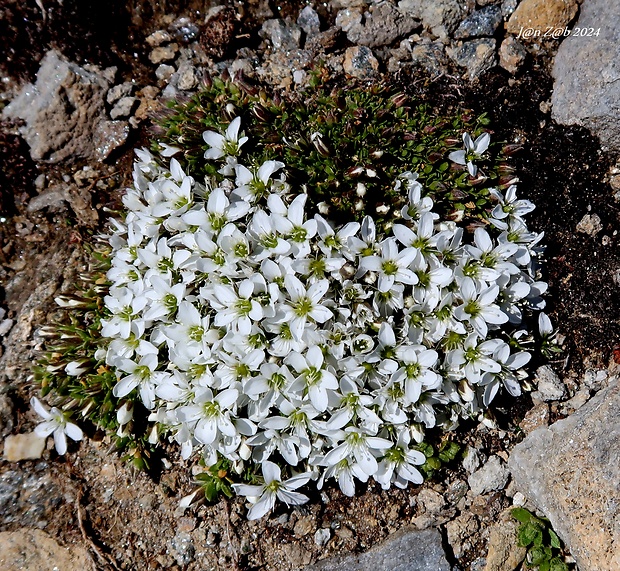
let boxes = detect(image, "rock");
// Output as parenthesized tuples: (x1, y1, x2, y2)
(410, 41, 450, 76)
(0, 528, 94, 571)
(106, 81, 135, 105)
(446, 512, 479, 559)
(468, 455, 509, 496)
(584, 369, 608, 391)
(462, 445, 482, 474)
(2, 50, 112, 163)
(109, 96, 138, 120)
(306, 28, 342, 53)
(0, 394, 13, 437)
(155, 64, 175, 83)
(261, 19, 302, 51)
(301, 527, 451, 571)
(314, 528, 331, 546)
(448, 38, 497, 79)
(0, 318, 14, 336)
(551, 0, 620, 151)
(508, 378, 620, 571)
(501, 0, 518, 19)
(506, 0, 578, 36)
(399, 0, 467, 37)
(294, 516, 315, 537)
(499, 36, 527, 74)
(532, 365, 566, 402)
(134, 86, 161, 122)
(519, 402, 549, 434)
(484, 509, 528, 571)
(576, 213, 603, 236)
(175, 64, 199, 91)
(455, 6, 502, 39)
(343, 46, 379, 78)
(343, 3, 419, 48)
(146, 30, 173, 47)
(170, 531, 195, 566)
(92, 120, 130, 161)
(298, 6, 321, 37)
(201, 6, 237, 59)
(169, 17, 200, 44)
(149, 43, 178, 64)
(3, 433, 45, 461)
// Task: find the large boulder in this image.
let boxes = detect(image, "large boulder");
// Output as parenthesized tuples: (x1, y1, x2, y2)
(508, 376, 620, 571)
(551, 0, 620, 151)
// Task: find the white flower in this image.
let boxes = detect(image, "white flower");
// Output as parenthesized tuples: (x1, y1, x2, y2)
(448, 132, 490, 176)
(454, 277, 508, 337)
(203, 117, 248, 160)
(31, 397, 83, 455)
(232, 461, 311, 520)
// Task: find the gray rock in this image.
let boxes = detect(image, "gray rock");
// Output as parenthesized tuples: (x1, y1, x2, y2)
(109, 96, 138, 120)
(314, 528, 331, 546)
(344, 3, 419, 47)
(462, 445, 481, 474)
(532, 365, 566, 402)
(2, 50, 112, 163)
(298, 6, 321, 37)
(409, 41, 450, 76)
(106, 81, 135, 105)
(467, 455, 509, 496)
(446, 512, 478, 559)
(343, 46, 380, 78)
(501, 0, 518, 19)
(302, 527, 451, 571)
(175, 64, 199, 91)
(551, 0, 620, 150)
(455, 6, 502, 39)
(169, 17, 200, 44)
(399, 0, 467, 37)
(155, 64, 176, 82)
(0, 318, 14, 336)
(261, 19, 302, 51)
(576, 213, 603, 236)
(170, 531, 195, 566)
(508, 377, 620, 571)
(448, 38, 497, 79)
(584, 369, 608, 392)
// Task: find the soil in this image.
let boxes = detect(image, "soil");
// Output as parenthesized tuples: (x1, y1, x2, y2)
(1, 1, 618, 570)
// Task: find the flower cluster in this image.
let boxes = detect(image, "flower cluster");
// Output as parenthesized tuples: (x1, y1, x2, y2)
(48, 118, 547, 517)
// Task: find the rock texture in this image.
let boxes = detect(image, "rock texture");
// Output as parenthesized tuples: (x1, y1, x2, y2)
(506, 0, 578, 35)
(2, 50, 117, 163)
(509, 378, 620, 571)
(484, 509, 528, 571)
(0, 528, 94, 571)
(551, 0, 620, 151)
(3, 433, 45, 461)
(301, 527, 451, 571)
(399, 0, 467, 37)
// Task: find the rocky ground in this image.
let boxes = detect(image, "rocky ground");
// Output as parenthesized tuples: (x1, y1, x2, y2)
(1, 0, 620, 570)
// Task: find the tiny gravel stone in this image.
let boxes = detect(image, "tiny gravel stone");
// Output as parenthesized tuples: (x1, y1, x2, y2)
(3, 433, 46, 461)
(155, 64, 175, 82)
(297, 5, 321, 37)
(294, 516, 314, 537)
(335, 8, 362, 33)
(576, 213, 603, 236)
(176, 64, 198, 91)
(499, 36, 527, 74)
(343, 46, 379, 79)
(584, 369, 608, 391)
(110, 96, 138, 120)
(410, 41, 450, 76)
(314, 528, 331, 546)
(261, 19, 302, 51)
(0, 318, 14, 336)
(462, 445, 481, 474)
(169, 17, 200, 44)
(448, 38, 497, 79)
(519, 402, 550, 434)
(93, 120, 130, 161)
(468, 455, 509, 496)
(455, 6, 502, 39)
(107, 81, 135, 105)
(146, 30, 172, 47)
(533, 365, 566, 402)
(502, 0, 519, 18)
(149, 44, 179, 64)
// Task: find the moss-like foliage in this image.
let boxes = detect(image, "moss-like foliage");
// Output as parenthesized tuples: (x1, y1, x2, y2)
(154, 75, 517, 229)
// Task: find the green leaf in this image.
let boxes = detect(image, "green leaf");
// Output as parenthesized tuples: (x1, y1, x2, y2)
(529, 545, 552, 565)
(548, 529, 561, 549)
(549, 557, 569, 571)
(518, 522, 541, 547)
